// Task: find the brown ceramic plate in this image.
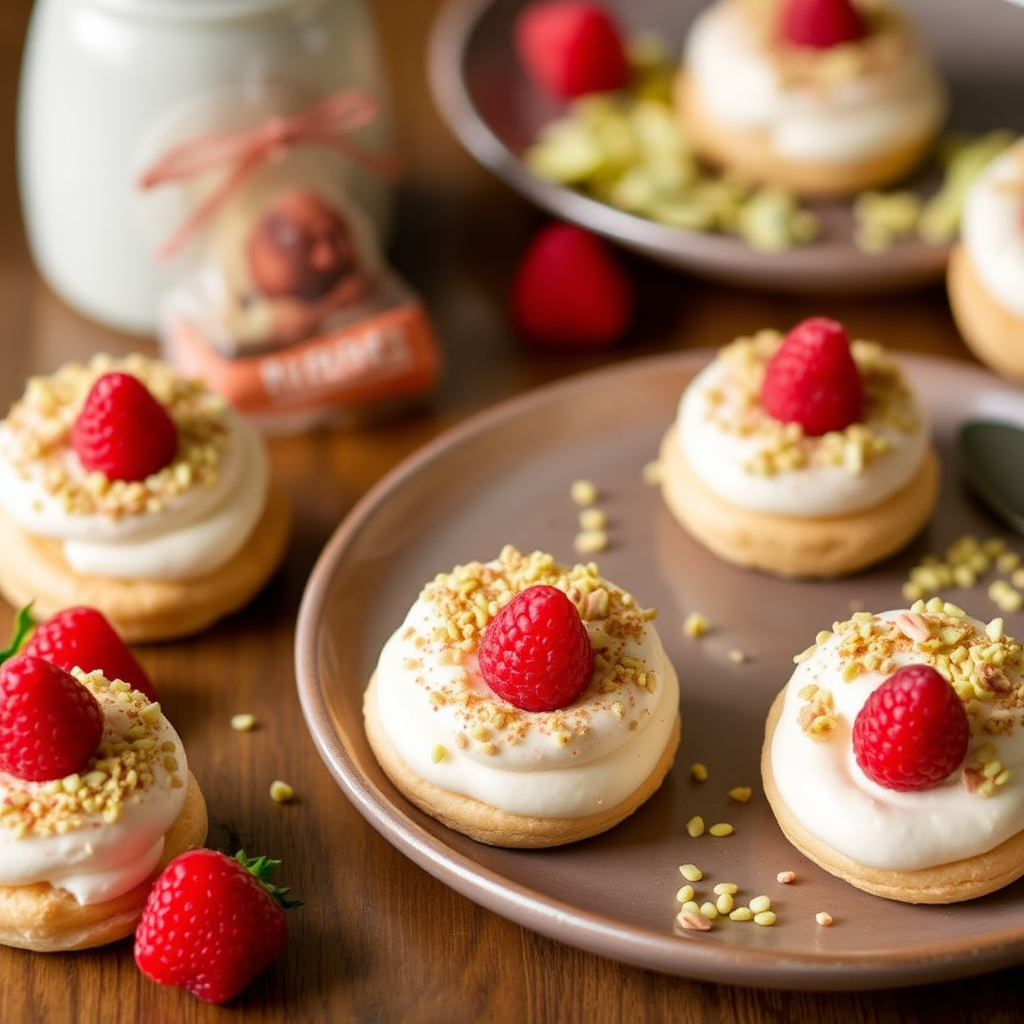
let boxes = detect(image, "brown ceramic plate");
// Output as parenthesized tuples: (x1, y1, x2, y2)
(427, 0, 1024, 295)
(296, 350, 1024, 990)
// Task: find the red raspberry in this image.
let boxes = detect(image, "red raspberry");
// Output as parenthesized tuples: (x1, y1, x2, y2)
(22, 606, 157, 701)
(510, 222, 635, 349)
(852, 664, 970, 792)
(135, 849, 301, 1004)
(478, 585, 594, 711)
(0, 653, 104, 782)
(71, 371, 178, 482)
(778, 0, 867, 49)
(760, 317, 863, 436)
(514, 1, 630, 101)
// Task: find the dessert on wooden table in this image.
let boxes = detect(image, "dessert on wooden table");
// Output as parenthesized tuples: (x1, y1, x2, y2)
(762, 602, 1024, 903)
(363, 545, 680, 847)
(0, 354, 290, 641)
(658, 316, 938, 577)
(0, 654, 207, 950)
(675, 0, 946, 196)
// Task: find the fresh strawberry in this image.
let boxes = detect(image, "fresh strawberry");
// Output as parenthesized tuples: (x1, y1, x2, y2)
(760, 317, 863, 436)
(514, 1, 630, 100)
(778, 0, 867, 49)
(134, 849, 302, 1004)
(71, 371, 178, 482)
(22, 606, 157, 701)
(0, 653, 104, 781)
(852, 664, 969, 792)
(510, 222, 634, 349)
(478, 584, 593, 711)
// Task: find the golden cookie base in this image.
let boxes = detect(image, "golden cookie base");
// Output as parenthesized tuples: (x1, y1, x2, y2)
(0, 482, 291, 643)
(363, 672, 681, 849)
(674, 70, 940, 198)
(658, 425, 939, 578)
(761, 691, 1024, 903)
(947, 243, 1024, 382)
(0, 771, 208, 951)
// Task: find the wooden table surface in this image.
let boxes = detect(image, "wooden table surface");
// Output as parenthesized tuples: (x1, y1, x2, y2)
(2, 2, 1023, 1022)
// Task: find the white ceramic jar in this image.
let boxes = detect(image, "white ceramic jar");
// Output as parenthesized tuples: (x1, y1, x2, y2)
(18, 0, 393, 336)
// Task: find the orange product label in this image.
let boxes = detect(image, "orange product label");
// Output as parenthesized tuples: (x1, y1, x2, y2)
(166, 299, 442, 419)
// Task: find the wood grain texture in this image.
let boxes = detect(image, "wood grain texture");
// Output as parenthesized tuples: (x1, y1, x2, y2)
(0, 0, 1013, 1020)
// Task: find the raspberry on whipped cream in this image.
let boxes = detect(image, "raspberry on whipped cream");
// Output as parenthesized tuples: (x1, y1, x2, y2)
(0, 353, 268, 581)
(367, 545, 680, 822)
(769, 601, 1024, 872)
(676, 329, 928, 518)
(0, 669, 189, 905)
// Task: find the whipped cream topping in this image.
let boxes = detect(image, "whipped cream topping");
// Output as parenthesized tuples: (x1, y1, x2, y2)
(960, 140, 1024, 319)
(684, 0, 945, 165)
(0, 353, 268, 580)
(675, 329, 929, 517)
(770, 605, 1024, 871)
(0, 669, 189, 904)
(370, 546, 680, 819)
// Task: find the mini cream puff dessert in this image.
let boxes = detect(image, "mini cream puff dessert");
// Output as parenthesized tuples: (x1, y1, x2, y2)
(658, 317, 938, 578)
(363, 545, 681, 848)
(947, 138, 1024, 380)
(676, 0, 946, 196)
(762, 602, 1024, 904)
(0, 354, 290, 642)
(0, 656, 207, 950)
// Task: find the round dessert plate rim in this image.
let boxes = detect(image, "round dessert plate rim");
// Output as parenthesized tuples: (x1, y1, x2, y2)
(296, 349, 1024, 991)
(425, 0, 956, 296)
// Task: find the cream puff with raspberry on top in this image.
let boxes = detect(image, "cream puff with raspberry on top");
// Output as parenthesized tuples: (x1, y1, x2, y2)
(675, 0, 946, 197)
(658, 317, 939, 577)
(762, 604, 1024, 903)
(0, 354, 290, 641)
(363, 545, 680, 847)
(0, 653, 207, 950)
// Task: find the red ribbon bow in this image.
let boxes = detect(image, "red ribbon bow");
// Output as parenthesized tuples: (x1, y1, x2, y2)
(138, 88, 399, 261)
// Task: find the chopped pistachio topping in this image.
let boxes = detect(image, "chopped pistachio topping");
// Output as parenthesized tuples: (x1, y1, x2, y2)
(269, 780, 295, 803)
(679, 863, 703, 882)
(573, 528, 608, 555)
(569, 479, 598, 506)
(676, 907, 714, 932)
(641, 459, 663, 485)
(703, 330, 919, 480)
(3, 353, 230, 519)
(902, 534, 1024, 615)
(0, 670, 176, 839)
(412, 546, 659, 752)
(796, 607, 1024, 793)
(683, 611, 710, 638)
(578, 507, 607, 531)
